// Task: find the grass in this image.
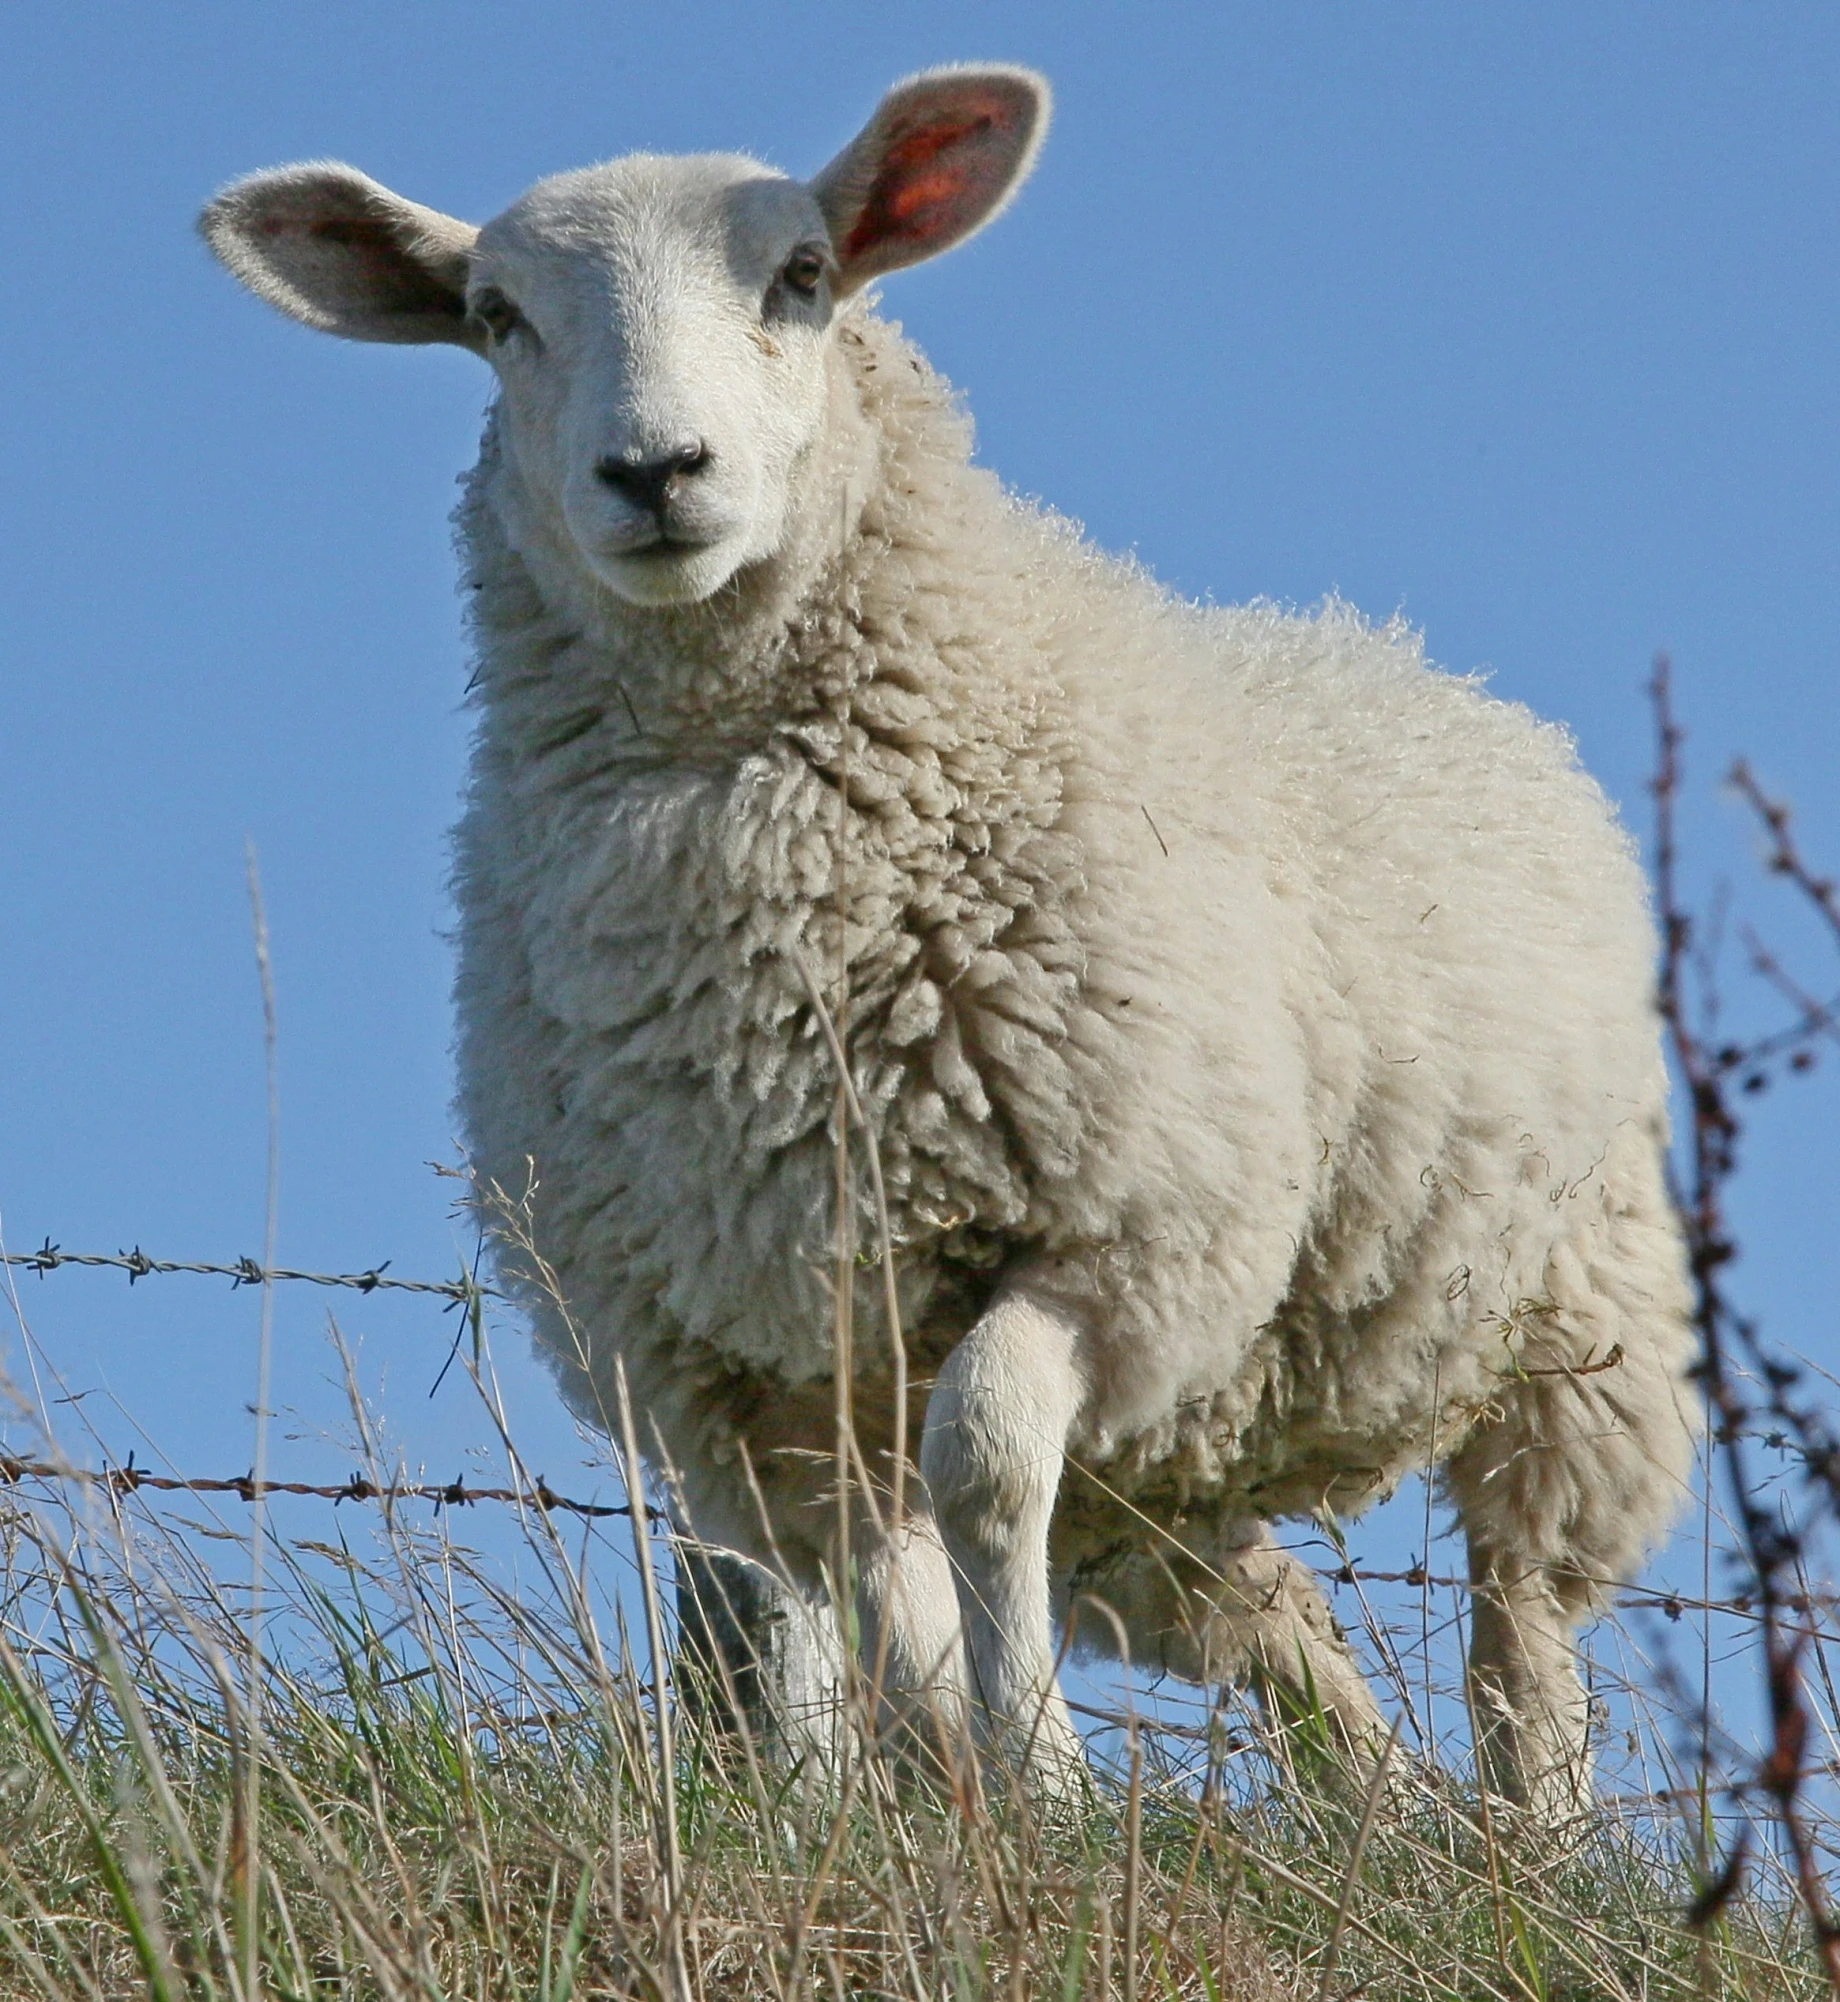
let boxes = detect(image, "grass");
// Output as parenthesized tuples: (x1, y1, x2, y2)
(4, 663, 1829, 1995)
(1, 1083, 1832, 1998)
(0, 1379, 1826, 2002)
(0, 1160, 1831, 2000)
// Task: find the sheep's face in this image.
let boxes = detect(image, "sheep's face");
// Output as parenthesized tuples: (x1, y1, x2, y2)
(471, 161, 844, 606)
(200, 66, 1048, 606)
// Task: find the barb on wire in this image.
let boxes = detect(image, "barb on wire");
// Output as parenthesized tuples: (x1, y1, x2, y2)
(3, 1242, 497, 1308)
(0, 1452, 656, 1522)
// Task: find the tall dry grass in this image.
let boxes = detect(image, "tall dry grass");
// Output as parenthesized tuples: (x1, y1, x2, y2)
(0, 1309, 1825, 2002)
(0, 668, 1835, 1999)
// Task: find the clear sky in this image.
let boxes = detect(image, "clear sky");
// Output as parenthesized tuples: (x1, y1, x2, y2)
(2, 4, 1836, 1765)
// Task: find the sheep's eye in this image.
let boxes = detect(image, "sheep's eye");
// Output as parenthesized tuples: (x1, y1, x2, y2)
(470, 289, 527, 344)
(780, 247, 828, 297)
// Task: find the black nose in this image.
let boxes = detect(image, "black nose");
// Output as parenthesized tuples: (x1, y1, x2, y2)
(594, 442, 711, 515)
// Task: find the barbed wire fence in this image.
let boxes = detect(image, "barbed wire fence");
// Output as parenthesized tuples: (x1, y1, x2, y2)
(0, 1245, 659, 1518)
(2, 1241, 492, 1303)
(0, 1237, 1828, 1628)
(0, 1452, 643, 1522)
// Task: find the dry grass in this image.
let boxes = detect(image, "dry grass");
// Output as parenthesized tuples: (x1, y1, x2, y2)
(0, 1086, 1830, 1998)
(0, 1355, 1825, 2002)
(2, 677, 1834, 1997)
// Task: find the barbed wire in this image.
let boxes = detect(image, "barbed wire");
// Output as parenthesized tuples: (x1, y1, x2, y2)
(0, 1452, 648, 1521)
(6, 1242, 1837, 1623)
(1324, 1564, 1839, 1627)
(2, 1241, 493, 1306)
(0, 1443, 1827, 1627)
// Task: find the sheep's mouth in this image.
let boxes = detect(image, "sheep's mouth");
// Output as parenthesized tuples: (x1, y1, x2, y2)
(587, 528, 740, 606)
(620, 534, 715, 561)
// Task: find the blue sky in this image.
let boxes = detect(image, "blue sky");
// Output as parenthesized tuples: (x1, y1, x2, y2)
(2, 4, 1836, 1765)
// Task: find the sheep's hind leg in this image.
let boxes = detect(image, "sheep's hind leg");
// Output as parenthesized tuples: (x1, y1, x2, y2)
(1195, 1520, 1387, 1764)
(1457, 1544, 1595, 1820)
(1442, 1248, 1697, 1819)
(922, 1288, 1089, 1795)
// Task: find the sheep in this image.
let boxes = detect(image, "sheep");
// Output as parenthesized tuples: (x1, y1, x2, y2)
(201, 63, 1699, 1816)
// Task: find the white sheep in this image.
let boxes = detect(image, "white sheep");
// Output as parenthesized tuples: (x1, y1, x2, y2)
(202, 64, 1699, 1813)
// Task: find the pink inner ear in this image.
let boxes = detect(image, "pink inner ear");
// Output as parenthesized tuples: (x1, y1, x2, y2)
(255, 211, 391, 247)
(843, 93, 1020, 262)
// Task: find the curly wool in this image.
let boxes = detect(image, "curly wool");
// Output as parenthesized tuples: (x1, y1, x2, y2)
(452, 303, 1695, 1635)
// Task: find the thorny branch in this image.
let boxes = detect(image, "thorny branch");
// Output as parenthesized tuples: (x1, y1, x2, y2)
(1651, 655, 1840, 1988)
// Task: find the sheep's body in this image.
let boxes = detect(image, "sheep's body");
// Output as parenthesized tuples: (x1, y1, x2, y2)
(203, 66, 1697, 1810)
(455, 308, 1694, 1785)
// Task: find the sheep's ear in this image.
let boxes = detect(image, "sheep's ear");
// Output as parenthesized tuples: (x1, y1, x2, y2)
(200, 162, 483, 349)
(811, 65, 1049, 294)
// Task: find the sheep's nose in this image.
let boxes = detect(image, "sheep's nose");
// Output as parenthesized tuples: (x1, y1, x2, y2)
(594, 442, 711, 515)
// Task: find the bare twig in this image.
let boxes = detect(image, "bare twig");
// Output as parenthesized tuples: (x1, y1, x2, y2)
(1650, 657, 1840, 1988)
(1731, 758, 1840, 954)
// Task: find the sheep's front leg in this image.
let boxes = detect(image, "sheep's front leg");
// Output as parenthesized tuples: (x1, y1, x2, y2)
(852, 1499, 974, 1769)
(921, 1289, 1087, 1790)
(675, 1545, 843, 1768)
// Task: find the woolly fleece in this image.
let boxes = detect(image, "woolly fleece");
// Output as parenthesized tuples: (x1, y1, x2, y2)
(451, 302, 1698, 1692)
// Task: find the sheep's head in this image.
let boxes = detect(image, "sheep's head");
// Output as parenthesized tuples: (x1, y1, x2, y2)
(201, 67, 1048, 608)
